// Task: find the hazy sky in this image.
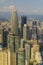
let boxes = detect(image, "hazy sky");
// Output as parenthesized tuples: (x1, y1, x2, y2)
(0, 0, 43, 14)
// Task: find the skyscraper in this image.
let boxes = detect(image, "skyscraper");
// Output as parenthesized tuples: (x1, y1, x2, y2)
(21, 16, 27, 27)
(2, 28, 8, 48)
(7, 33, 15, 51)
(32, 21, 37, 40)
(18, 48, 25, 65)
(23, 24, 30, 40)
(11, 7, 18, 35)
(21, 16, 27, 38)
(25, 43, 30, 60)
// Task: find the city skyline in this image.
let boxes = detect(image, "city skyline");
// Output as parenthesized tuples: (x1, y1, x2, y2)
(0, 6, 43, 65)
(0, 0, 43, 15)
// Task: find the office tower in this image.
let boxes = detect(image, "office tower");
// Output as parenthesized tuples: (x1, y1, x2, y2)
(21, 16, 27, 38)
(11, 7, 20, 53)
(0, 51, 3, 65)
(23, 24, 27, 40)
(32, 21, 37, 40)
(0, 49, 9, 65)
(0, 50, 7, 65)
(41, 51, 43, 61)
(0, 27, 3, 44)
(8, 33, 20, 52)
(7, 33, 15, 51)
(0, 44, 3, 50)
(2, 28, 8, 48)
(41, 28, 43, 42)
(8, 50, 16, 65)
(18, 48, 25, 65)
(18, 20, 21, 36)
(11, 7, 18, 35)
(0, 49, 16, 65)
(39, 45, 43, 53)
(29, 28, 32, 40)
(5, 49, 17, 65)
(31, 47, 35, 62)
(14, 36, 20, 52)
(21, 16, 27, 26)
(3, 51, 8, 65)
(32, 21, 37, 26)
(11, 52, 16, 65)
(7, 49, 11, 65)
(0, 34, 2, 44)
(25, 43, 30, 65)
(23, 24, 30, 40)
(25, 43, 30, 60)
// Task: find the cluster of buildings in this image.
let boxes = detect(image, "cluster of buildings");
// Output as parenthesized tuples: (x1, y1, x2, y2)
(0, 7, 43, 65)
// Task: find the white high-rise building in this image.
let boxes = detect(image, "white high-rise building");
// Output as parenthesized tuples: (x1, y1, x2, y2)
(23, 24, 29, 40)
(11, 6, 18, 35)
